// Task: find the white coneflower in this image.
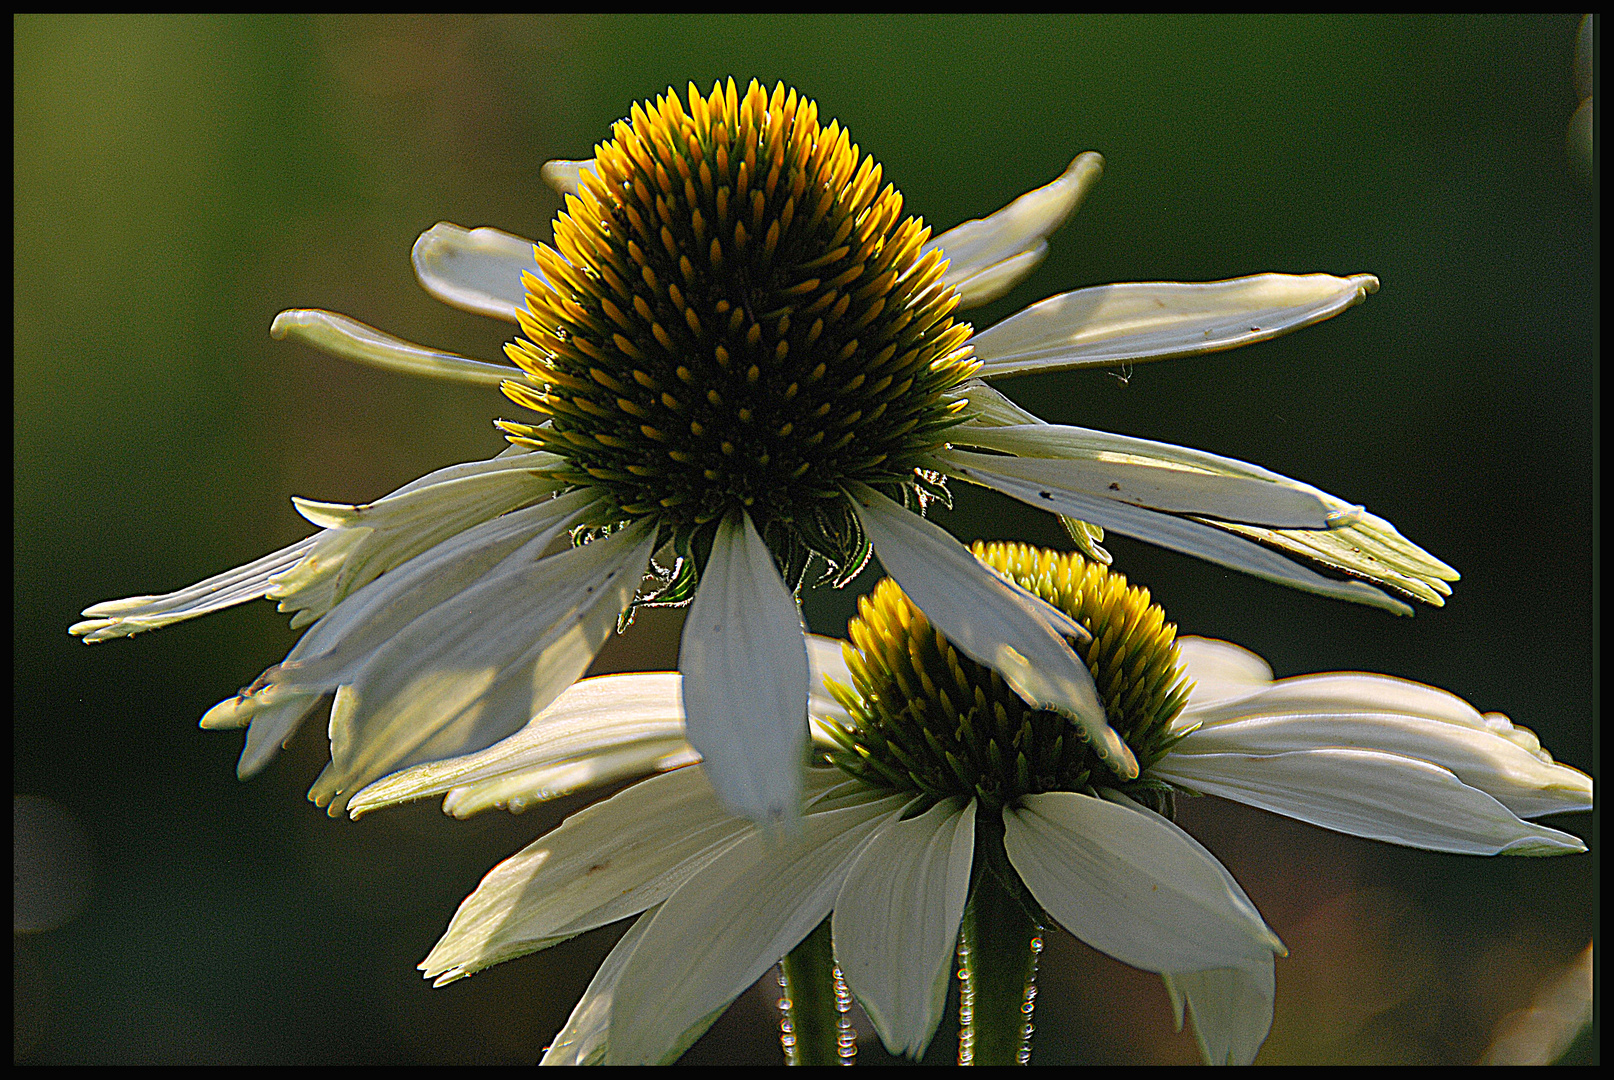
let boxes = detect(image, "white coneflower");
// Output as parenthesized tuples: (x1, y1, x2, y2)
(356, 543, 1587, 1066)
(71, 79, 1456, 824)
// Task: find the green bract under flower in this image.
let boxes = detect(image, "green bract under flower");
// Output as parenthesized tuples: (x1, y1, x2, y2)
(502, 80, 978, 586)
(824, 542, 1190, 810)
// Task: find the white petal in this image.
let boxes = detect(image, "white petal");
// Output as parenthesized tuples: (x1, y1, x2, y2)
(927, 152, 1104, 309)
(70, 536, 316, 642)
(968, 272, 1380, 377)
(541, 158, 596, 199)
(833, 798, 975, 1058)
(420, 764, 771, 986)
(346, 671, 690, 818)
(1151, 748, 1588, 855)
(951, 418, 1458, 604)
(806, 633, 856, 732)
(936, 447, 1411, 615)
(942, 441, 1331, 527)
(1003, 792, 1282, 973)
(273, 454, 569, 625)
(270, 308, 523, 386)
(541, 907, 656, 1066)
(679, 510, 810, 824)
(608, 787, 906, 1064)
(411, 221, 540, 323)
(845, 482, 1135, 780)
(1173, 669, 1593, 819)
(1172, 636, 1274, 710)
(307, 518, 655, 814)
(1162, 961, 1275, 1066)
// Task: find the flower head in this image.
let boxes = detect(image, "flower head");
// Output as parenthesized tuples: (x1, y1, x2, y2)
(71, 79, 1458, 826)
(357, 543, 1588, 1065)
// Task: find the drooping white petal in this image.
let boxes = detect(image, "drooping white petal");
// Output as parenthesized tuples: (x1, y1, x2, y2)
(70, 536, 316, 642)
(272, 453, 569, 626)
(845, 482, 1135, 780)
(1172, 670, 1593, 820)
(925, 152, 1104, 309)
(540, 907, 656, 1067)
(942, 443, 1331, 527)
(1151, 748, 1588, 855)
(411, 222, 541, 323)
(421, 764, 788, 986)
(270, 308, 523, 387)
(833, 798, 976, 1059)
(951, 417, 1459, 605)
(347, 671, 691, 818)
(306, 517, 656, 815)
(679, 510, 810, 824)
(541, 158, 596, 199)
(1100, 789, 1279, 1066)
(967, 273, 1380, 378)
(936, 447, 1411, 615)
(608, 785, 906, 1064)
(1003, 792, 1282, 974)
(1162, 962, 1275, 1067)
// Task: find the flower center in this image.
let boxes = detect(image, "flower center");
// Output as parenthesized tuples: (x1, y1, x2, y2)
(500, 79, 980, 587)
(822, 542, 1191, 810)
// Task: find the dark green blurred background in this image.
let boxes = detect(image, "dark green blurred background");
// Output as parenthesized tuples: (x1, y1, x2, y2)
(16, 14, 1594, 1065)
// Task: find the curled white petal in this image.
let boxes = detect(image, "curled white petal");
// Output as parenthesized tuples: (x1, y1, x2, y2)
(411, 221, 541, 323)
(1162, 962, 1275, 1066)
(270, 308, 523, 386)
(540, 907, 656, 1066)
(927, 152, 1104, 309)
(834, 798, 975, 1058)
(968, 273, 1380, 377)
(679, 510, 810, 824)
(541, 158, 596, 199)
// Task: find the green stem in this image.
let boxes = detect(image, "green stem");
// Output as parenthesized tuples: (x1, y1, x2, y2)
(777, 917, 855, 1065)
(957, 812, 1044, 1066)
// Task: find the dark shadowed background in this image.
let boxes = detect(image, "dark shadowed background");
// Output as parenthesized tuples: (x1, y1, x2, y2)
(16, 14, 1595, 1065)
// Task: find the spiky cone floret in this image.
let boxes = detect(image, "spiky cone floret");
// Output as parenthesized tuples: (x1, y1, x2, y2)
(500, 79, 978, 584)
(822, 541, 1191, 812)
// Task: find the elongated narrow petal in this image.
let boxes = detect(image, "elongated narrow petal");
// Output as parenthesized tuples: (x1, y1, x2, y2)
(609, 786, 906, 1064)
(347, 671, 691, 819)
(945, 441, 1331, 527)
(833, 798, 975, 1058)
(1152, 748, 1588, 855)
(270, 309, 524, 387)
(968, 273, 1379, 377)
(952, 418, 1458, 605)
(926, 152, 1105, 309)
(70, 537, 316, 642)
(845, 482, 1135, 780)
(679, 510, 811, 824)
(541, 907, 657, 1067)
(411, 222, 542, 323)
(420, 765, 761, 986)
(1162, 962, 1275, 1067)
(306, 518, 656, 815)
(1173, 669, 1593, 820)
(936, 447, 1412, 615)
(273, 452, 568, 626)
(1003, 792, 1282, 974)
(806, 633, 856, 733)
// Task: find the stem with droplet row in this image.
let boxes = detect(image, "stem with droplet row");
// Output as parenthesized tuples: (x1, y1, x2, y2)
(777, 917, 855, 1064)
(957, 811, 1043, 1065)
